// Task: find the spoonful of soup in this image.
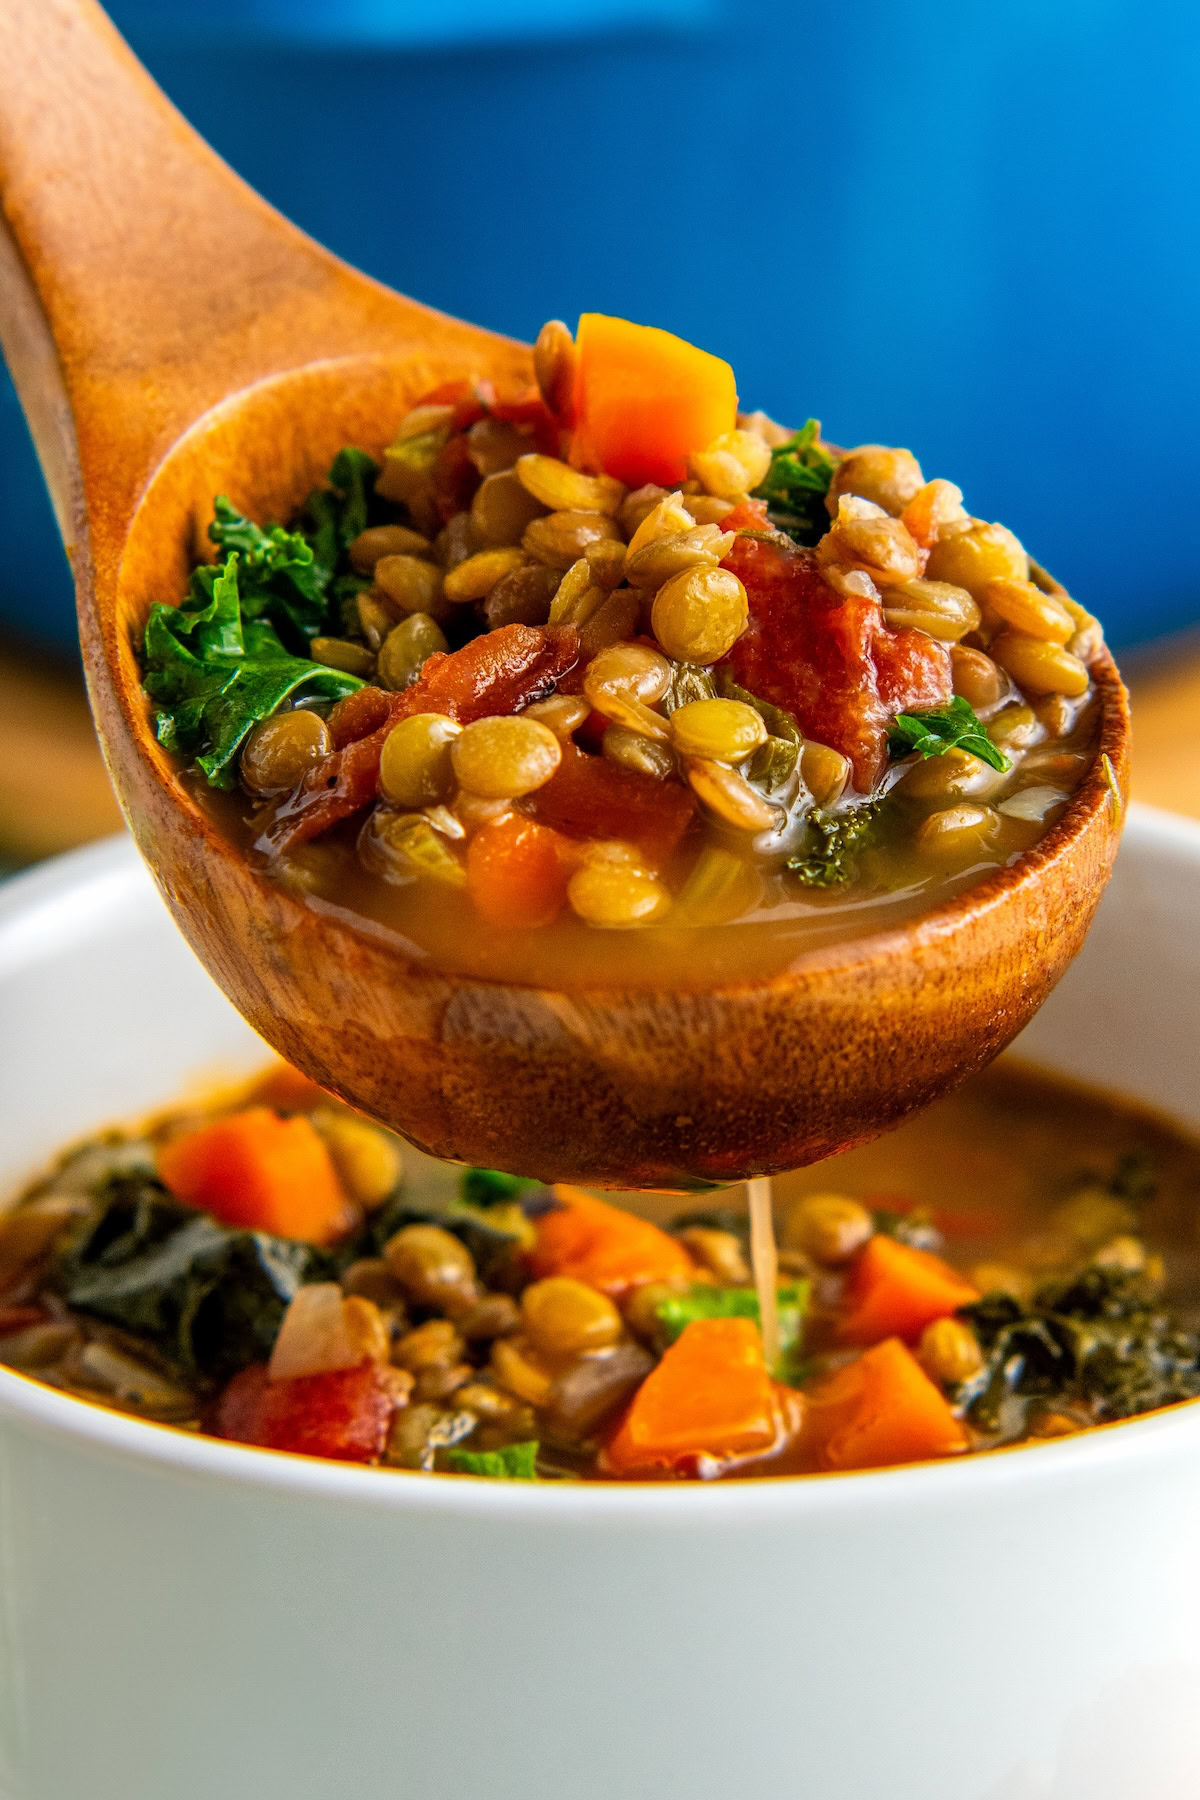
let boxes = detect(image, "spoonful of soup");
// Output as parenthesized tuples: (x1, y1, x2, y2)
(0, 0, 1128, 1190)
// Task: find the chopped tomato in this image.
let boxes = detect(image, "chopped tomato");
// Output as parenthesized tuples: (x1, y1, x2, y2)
(215, 1361, 394, 1464)
(720, 535, 952, 790)
(158, 1107, 353, 1245)
(266, 625, 580, 852)
(572, 314, 738, 487)
(431, 431, 480, 524)
(838, 1234, 980, 1347)
(530, 1187, 697, 1299)
(804, 1337, 969, 1471)
(529, 741, 696, 867)
(466, 814, 573, 928)
(604, 1317, 792, 1477)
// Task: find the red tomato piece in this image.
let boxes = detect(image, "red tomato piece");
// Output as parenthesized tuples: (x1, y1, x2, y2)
(215, 1361, 393, 1464)
(529, 741, 696, 867)
(265, 626, 580, 852)
(720, 535, 952, 791)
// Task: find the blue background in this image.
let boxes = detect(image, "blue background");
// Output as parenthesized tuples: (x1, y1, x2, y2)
(2, 0, 1196, 653)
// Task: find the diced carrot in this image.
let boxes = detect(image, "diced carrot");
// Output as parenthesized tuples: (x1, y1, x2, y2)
(215, 1361, 393, 1464)
(466, 813, 573, 928)
(838, 1234, 980, 1347)
(604, 1317, 787, 1476)
(804, 1337, 969, 1472)
(529, 741, 696, 867)
(571, 313, 738, 488)
(158, 1107, 353, 1245)
(529, 1187, 697, 1299)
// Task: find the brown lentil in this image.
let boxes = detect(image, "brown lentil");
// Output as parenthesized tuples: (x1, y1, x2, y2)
(376, 612, 448, 690)
(240, 710, 332, 796)
(450, 715, 563, 799)
(651, 566, 749, 665)
(522, 510, 622, 570)
(784, 1193, 874, 1264)
(378, 713, 462, 809)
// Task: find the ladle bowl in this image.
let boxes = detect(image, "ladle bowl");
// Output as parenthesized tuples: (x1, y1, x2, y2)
(0, 0, 1129, 1187)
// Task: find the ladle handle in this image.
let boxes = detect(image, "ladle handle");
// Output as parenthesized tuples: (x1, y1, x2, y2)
(0, 0, 423, 558)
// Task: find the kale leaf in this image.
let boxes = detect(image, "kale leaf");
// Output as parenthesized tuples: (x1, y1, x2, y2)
(445, 1441, 540, 1479)
(53, 1174, 335, 1381)
(653, 1281, 810, 1383)
(301, 448, 380, 581)
(460, 1168, 540, 1209)
(142, 553, 363, 788)
(209, 497, 327, 644)
(787, 805, 880, 887)
(959, 1265, 1200, 1432)
(751, 419, 839, 546)
(888, 696, 1011, 773)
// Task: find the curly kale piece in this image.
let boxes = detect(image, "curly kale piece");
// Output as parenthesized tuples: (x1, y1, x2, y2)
(787, 805, 880, 888)
(751, 419, 839, 546)
(53, 1174, 335, 1382)
(142, 554, 362, 788)
(958, 1265, 1200, 1433)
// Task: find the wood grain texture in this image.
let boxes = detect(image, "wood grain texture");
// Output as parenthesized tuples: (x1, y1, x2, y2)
(0, 0, 1130, 1185)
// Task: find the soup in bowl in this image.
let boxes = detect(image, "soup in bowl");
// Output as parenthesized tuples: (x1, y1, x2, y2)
(0, 809, 1198, 1800)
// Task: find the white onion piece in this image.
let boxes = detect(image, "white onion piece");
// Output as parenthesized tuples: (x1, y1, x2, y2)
(998, 785, 1068, 823)
(269, 1284, 365, 1382)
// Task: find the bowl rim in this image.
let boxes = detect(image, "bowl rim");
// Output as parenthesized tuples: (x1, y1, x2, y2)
(2, 807, 1198, 1524)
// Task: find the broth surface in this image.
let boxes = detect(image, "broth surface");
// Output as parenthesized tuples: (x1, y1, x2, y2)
(4, 1057, 1199, 1482)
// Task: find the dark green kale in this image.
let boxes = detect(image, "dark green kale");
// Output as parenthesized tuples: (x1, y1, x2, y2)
(460, 1168, 540, 1209)
(751, 419, 839, 546)
(888, 696, 1011, 774)
(142, 554, 363, 788)
(53, 1174, 335, 1381)
(717, 672, 802, 792)
(787, 805, 880, 888)
(301, 448, 380, 591)
(208, 497, 327, 645)
(652, 1282, 810, 1384)
(958, 1265, 1200, 1433)
(445, 1441, 540, 1479)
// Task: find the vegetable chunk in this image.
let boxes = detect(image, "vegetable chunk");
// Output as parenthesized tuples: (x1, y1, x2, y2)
(805, 1337, 969, 1471)
(572, 313, 738, 488)
(721, 534, 952, 790)
(838, 1233, 980, 1346)
(466, 814, 573, 928)
(215, 1360, 393, 1463)
(158, 1108, 352, 1245)
(530, 1187, 696, 1298)
(604, 1317, 790, 1476)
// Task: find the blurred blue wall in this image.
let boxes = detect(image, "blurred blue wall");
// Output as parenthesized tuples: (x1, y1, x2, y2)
(2, 0, 1197, 652)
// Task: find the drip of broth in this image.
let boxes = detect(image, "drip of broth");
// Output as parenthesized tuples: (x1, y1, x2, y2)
(747, 1176, 780, 1366)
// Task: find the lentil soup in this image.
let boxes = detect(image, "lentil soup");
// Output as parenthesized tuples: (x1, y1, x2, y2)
(141, 314, 1109, 989)
(5, 1059, 1199, 1482)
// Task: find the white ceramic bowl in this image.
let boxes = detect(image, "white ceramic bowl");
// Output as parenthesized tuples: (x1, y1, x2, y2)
(2, 807, 1199, 1800)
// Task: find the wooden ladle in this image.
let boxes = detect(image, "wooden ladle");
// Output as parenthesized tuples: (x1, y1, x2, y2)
(0, 0, 1129, 1189)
